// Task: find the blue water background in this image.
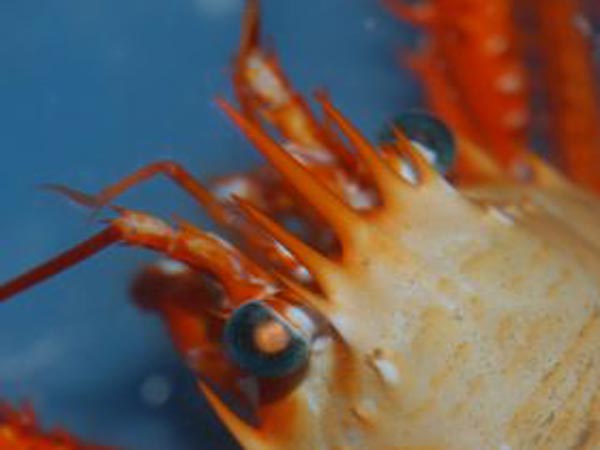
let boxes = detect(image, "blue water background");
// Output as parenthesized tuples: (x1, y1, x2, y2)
(0, 1, 419, 448)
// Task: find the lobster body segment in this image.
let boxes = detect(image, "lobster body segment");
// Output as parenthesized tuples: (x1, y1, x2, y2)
(201, 171, 600, 449)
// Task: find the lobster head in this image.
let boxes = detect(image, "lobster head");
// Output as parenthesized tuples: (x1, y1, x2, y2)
(131, 91, 508, 450)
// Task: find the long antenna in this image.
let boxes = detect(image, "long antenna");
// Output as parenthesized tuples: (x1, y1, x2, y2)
(0, 227, 120, 302)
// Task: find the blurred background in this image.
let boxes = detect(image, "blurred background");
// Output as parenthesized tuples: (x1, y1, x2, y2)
(0, 0, 420, 448)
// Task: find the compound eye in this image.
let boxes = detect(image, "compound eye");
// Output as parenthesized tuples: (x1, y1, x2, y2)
(380, 112, 456, 175)
(224, 301, 311, 378)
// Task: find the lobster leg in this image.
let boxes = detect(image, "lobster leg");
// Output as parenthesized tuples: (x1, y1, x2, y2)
(529, 0, 600, 193)
(0, 208, 272, 304)
(405, 46, 482, 145)
(47, 164, 324, 283)
(46, 161, 229, 224)
(63, 159, 302, 231)
(387, 0, 531, 168)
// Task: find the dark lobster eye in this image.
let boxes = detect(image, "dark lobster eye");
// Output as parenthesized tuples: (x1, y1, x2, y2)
(224, 301, 310, 378)
(380, 112, 456, 174)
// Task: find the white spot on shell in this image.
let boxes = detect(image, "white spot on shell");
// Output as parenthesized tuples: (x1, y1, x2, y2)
(124, 213, 172, 237)
(484, 35, 509, 55)
(496, 72, 524, 94)
(487, 207, 515, 226)
(312, 336, 330, 354)
(572, 13, 592, 37)
(305, 386, 320, 414)
(212, 177, 253, 201)
(247, 53, 290, 107)
(400, 141, 436, 184)
(140, 374, 172, 407)
(292, 265, 312, 283)
(271, 241, 312, 283)
(401, 162, 418, 184)
(155, 259, 190, 275)
(372, 355, 400, 385)
(285, 305, 317, 338)
(499, 445, 512, 450)
(413, 141, 437, 164)
(341, 180, 376, 209)
(283, 141, 334, 164)
(353, 398, 378, 422)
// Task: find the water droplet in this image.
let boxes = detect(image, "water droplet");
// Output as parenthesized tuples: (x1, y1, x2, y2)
(140, 374, 172, 408)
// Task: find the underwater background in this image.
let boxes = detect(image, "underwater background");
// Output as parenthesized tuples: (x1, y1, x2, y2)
(0, 0, 420, 448)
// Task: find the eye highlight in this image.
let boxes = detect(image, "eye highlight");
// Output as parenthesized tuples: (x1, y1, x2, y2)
(224, 300, 311, 378)
(380, 111, 456, 175)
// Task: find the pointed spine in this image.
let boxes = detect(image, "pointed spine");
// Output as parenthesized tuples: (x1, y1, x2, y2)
(453, 137, 506, 184)
(521, 152, 572, 189)
(199, 382, 272, 450)
(317, 95, 405, 206)
(235, 197, 340, 294)
(273, 272, 331, 315)
(391, 127, 439, 185)
(218, 98, 364, 244)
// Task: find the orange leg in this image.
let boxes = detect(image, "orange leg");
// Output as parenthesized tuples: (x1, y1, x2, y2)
(0, 207, 272, 305)
(48, 162, 314, 283)
(530, 0, 600, 193)
(405, 46, 483, 144)
(435, 0, 531, 167)
(45, 160, 310, 277)
(66, 158, 296, 228)
(387, 0, 531, 168)
(45, 160, 229, 224)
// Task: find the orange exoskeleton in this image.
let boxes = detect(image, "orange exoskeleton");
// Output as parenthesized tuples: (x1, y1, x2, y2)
(384, 0, 600, 192)
(0, 403, 111, 450)
(1, 1, 599, 449)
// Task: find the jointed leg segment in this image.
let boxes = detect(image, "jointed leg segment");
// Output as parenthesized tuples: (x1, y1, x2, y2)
(44, 161, 230, 224)
(0, 207, 271, 303)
